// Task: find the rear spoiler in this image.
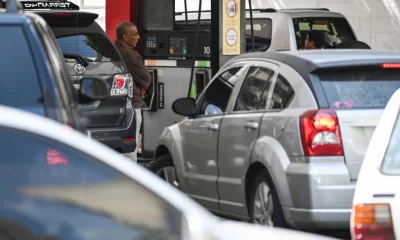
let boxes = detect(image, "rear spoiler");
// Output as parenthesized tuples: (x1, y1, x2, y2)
(2, 0, 80, 11)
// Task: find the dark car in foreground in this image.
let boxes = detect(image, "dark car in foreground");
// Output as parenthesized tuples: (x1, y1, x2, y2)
(30, 7, 137, 153)
(0, 0, 108, 132)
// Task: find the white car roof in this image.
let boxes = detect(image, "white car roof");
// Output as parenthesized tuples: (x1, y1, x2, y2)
(0, 105, 338, 240)
(0, 105, 216, 224)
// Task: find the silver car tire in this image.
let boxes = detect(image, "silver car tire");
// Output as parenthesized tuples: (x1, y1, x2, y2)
(249, 171, 288, 228)
(150, 154, 180, 189)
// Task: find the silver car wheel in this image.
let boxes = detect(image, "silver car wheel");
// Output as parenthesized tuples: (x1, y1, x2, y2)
(156, 166, 179, 188)
(253, 182, 274, 226)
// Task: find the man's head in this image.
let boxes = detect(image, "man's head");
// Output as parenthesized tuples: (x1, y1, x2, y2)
(305, 30, 326, 49)
(116, 22, 140, 48)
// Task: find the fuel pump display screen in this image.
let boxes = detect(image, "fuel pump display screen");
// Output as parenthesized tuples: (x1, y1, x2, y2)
(169, 36, 187, 55)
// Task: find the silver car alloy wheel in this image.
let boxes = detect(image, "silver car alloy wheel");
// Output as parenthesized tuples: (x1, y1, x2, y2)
(253, 182, 274, 226)
(156, 166, 179, 188)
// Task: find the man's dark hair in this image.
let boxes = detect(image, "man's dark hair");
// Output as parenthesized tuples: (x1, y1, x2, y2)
(116, 22, 137, 40)
(308, 30, 326, 48)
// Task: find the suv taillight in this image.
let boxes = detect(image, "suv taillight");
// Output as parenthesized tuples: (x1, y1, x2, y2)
(299, 109, 343, 156)
(353, 204, 395, 240)
(111, 73, 133, 98)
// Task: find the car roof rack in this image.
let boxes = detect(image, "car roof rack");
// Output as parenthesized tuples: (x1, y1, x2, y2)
(2, 0, 80, 11)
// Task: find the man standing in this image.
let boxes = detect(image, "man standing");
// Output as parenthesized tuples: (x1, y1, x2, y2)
(115, 22, 151, 162)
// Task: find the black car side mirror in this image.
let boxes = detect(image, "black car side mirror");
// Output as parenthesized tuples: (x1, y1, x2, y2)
(79, 77, 108, 102)
(172, 98, 196, 116)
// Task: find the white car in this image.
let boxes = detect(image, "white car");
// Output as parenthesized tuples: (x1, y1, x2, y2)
(351, 88, 400, 240)
(0, 105, 335, 240)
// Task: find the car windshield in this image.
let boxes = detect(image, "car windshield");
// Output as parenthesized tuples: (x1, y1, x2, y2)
(317, 68, 400, 109)
(0, 127, 186, 240)
(293, 17, 356, 50)
(0, 26, 43, 113)
(381, 112, 400, 175)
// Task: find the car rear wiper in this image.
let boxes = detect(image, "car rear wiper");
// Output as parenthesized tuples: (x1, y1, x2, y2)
(63, 53, 89, 67)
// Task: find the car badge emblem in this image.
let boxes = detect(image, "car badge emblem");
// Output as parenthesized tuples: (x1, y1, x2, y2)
(74, 64, 86, 74)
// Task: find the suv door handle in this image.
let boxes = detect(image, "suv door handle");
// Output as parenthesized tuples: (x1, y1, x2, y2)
(245, 121, 259, 130)
(207, 123, 219, 131)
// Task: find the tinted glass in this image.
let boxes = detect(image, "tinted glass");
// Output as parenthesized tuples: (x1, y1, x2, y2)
(199, 67, 242, 115)
(293, 17, 356, 50)
(0, 127, 185, 240)
(269, 75, 294, 109)
(245, 19, 272, 52)
(0, 26, 43, 111)
(57, 34, 121, 62)
(234, 67, 273, 111)
(318, 68, 400, 109)
(381, 113, 400, 175)
(42, 17, 122, 62)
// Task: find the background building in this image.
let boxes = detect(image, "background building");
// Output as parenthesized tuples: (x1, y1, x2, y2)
(79, 0, 400, 50)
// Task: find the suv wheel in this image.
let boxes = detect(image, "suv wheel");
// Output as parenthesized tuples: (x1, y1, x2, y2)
(249, 171, 287, 228)
(150, 155, 179, 189)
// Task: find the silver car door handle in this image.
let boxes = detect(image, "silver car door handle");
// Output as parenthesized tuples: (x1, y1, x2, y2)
(207, 123, 219, 131)
(245, 121, 259, 130)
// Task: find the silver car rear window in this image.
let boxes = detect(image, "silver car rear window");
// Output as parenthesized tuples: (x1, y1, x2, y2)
(317, 68, 400, 109)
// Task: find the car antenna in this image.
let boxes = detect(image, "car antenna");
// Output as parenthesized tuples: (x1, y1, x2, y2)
(5, 0, 23, 13)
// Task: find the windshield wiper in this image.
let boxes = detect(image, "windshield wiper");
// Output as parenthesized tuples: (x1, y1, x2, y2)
(63, 53, 89, 67)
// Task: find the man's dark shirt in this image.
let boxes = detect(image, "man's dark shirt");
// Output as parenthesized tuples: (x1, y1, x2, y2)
(115, 39, 151, 109)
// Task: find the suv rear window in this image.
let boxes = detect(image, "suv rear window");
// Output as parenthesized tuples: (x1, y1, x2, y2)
(0, 26, 43, 109)
(293, 17, 356, 50)
(37, 13, 122, 62)
(317, 68, 400, 109)
(56, 33, 121, 62)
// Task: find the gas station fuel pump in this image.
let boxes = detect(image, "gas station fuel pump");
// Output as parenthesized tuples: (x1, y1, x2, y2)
(138, 0, 215, 164)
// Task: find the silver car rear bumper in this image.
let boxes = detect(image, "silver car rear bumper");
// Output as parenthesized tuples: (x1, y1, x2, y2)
(283, 159, 355, 229)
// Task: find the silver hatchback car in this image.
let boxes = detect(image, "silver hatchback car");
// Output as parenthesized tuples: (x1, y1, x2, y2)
(150, 50, 400, 230)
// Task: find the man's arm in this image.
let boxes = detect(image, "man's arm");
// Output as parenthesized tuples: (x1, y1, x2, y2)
(122, 51, 151, 88)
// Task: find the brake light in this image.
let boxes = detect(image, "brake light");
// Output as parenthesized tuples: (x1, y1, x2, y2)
(353, 204, 395, 240)
(123, 138, 135, 142)
(110, 74, 133, 98)
(299, 109, 343, 156)
(52, 13, 73, 17)
(381, 63, 400, 69)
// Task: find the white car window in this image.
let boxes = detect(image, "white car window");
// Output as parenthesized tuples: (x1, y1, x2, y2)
(0, 127, 186, 240)
(381, 114, 400, 175)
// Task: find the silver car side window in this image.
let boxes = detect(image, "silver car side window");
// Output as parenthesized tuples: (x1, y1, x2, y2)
(205, 104, 223, 115)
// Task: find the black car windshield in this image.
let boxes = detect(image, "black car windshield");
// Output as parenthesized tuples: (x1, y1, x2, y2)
(293, 17, 356, 50)
(56, 33, 122, 62)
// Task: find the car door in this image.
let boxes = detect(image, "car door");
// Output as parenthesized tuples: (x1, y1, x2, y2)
(0, 126, 187, 240)
(217, 62, 279, 216)
(181, 64, 246, 211)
